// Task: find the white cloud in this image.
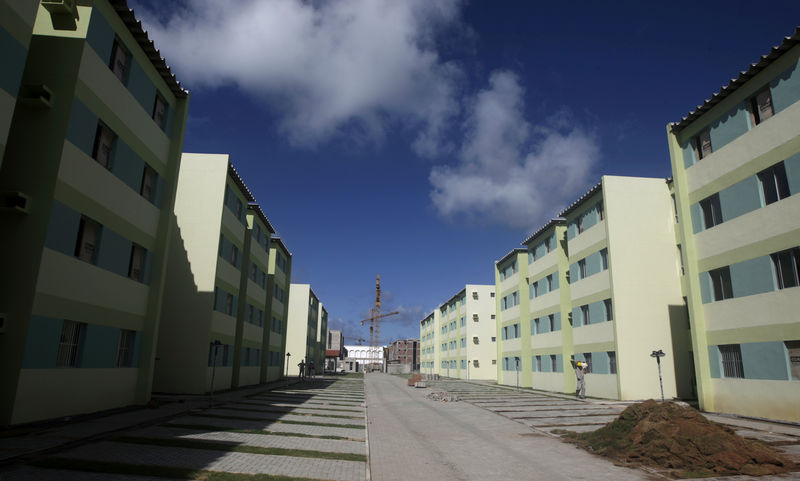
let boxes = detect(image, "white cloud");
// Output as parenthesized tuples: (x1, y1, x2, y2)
(133, 0, 463, 153)
(429, 70, 599, 230)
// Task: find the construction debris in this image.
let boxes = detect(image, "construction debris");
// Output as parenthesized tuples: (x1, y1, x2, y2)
(426, 391, 459, 402)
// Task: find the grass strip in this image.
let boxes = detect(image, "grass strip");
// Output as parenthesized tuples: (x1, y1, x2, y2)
(163, 423, 360, 441)
(237, 402, 361, 413)
(249, 399, 361, 407)
(28, 457, 327, 481)
(192, 413, 362, 429)
(222, 406, 363, 419)
(113, 436, 367, 462)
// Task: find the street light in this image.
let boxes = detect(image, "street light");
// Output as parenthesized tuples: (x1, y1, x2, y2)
(651, 349, 666, 402)
(515, 357, 520, 392)
(467, 360, 470, 381)
(285, 352, 291, 387)
(209, 340, 222, 406)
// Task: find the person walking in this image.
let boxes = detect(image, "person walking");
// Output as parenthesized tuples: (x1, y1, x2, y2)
(298, 359, 306, 381)
(575, 361, 587, 399)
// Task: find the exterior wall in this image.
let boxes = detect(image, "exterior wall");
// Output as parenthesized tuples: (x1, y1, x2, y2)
(419, 311, 439, 376)
(0, 0, 38, 169)
(344, 346, 385, 372)
(465, 285, 497, 380)
(668, 41, 800, 422)
(263, 238, 291, 382)
(387, 339, 420, 370)
(0, 1, 189, 425)
(495, 251, 527, 386)
(285, 284, 322, 376)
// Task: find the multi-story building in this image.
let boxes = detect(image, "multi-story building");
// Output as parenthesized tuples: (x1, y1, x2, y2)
(387, 339, 420, 371)
(421, 285, 497, 380)
(154, 154, 274, 394)
(314, 304, 328, 372)
(263, 237, 291, 382)
(325, 329, 345, 372)
(419, 311, 440, 376)
(667, 28, 800, 422)
(496, 176, 689, 400)
(0, 0, 189, 425)
(0, 0, 38, 170)
(285, 284, 322, 376)
(343, 345, 384, 372)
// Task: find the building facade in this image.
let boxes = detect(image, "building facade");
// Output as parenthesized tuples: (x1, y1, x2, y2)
(0, 0, 189, 425)
(343, 345, 384, 372)
(667, 28, 800, 422)
(419, 285, 497, 380)
(155, 154, 276, 394)
(285, 284, 322, 376)
(496, 176, 689, 400)
(325, 329, 345, 372)
(387, 338, 420, 372)
(263, 237, 291, 382)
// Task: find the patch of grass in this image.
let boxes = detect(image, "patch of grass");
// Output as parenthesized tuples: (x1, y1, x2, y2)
(28, 457, 328, 480)
(113, 436, 366, 462)
(162, 423, 360, 441)
(222, 406, 363, 419)
(274, 420, 365, 429)
(191, 413, 363, 429)
(237, 402, 361, 414)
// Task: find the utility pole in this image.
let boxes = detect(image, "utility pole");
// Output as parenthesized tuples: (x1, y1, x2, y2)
(651, 349, 666, 402)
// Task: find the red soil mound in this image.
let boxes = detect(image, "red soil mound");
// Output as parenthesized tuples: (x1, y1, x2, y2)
(561, 400, 793, 478)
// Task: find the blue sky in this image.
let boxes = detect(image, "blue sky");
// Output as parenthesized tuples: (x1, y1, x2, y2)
(128, 0, 800, 344)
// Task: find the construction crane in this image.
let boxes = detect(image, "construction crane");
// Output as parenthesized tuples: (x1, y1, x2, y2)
(359, 274, 398, 347)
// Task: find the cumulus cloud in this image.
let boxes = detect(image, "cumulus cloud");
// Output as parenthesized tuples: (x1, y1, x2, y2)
(429, 70, 600, 230)
(133, 0, 463, 154)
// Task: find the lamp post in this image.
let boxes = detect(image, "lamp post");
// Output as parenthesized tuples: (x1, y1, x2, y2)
(285, 352, 291, 387)
(467, 359, 470, 381)
(209, 340, 222, 406)
(651, 349, 666, 402)
(515, 357, 520, 392)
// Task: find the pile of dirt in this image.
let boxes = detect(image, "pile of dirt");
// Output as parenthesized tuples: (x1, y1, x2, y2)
(560, 400, 793, 478)
(426, 391, 459, 402)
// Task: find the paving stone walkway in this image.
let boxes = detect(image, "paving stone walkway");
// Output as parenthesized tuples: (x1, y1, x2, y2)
(1, 376, 367, 481)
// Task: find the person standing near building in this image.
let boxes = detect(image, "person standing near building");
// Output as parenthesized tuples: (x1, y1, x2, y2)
(298, 359, 306, 381)
(575, 362, 587, 399)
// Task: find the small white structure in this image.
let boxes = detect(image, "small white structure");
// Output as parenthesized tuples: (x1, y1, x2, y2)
(343, 345, 385, 372)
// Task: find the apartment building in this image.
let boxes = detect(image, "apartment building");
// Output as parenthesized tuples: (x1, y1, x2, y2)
(154, 154, 273, 394)
(0, 0, 38, 170)
(388, 339, 420, 369)
(315, 305, 328, 371)
(285, 284, 322, 376)
(0, 0, 189, 425)
(667, 28, 800, 422)
(421, 286, 497, 380)
(325, 329, 345, 372)
(263, 237, 292, 382)
(496, 176, 689, 400)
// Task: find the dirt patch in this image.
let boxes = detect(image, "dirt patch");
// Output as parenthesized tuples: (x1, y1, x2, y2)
(558, 400, 795, 478)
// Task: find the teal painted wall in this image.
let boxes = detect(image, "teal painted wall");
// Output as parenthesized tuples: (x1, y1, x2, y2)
(690, 202, 704, 233)
(707, 102, 750, 152)
(45, 200, 81, 256)
(96, 227, 131, 278)
(730, 255, 775, 298)
(65, 98, 99, 157)
(81, 324, 120, 368)
(785, 153, 800, 195)
(85, 6, 115, 68)
(588, 301, 606, 325)
(592, 351, 610, 374)
(742, 341, 790, 380)
(682, 142, 696, 168)
(699, 271, 713, 304)
(21, 317, 63, 369)
(0, 26, 28, 97)
(718, 175, 761, 221)
(770, 60, 800, 114)
(708, 346, 721, 378)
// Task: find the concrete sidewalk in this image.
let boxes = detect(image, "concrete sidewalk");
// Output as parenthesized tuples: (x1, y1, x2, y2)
(365, 373, 653, 481)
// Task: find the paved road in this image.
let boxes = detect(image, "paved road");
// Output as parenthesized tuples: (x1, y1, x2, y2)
(365, 374, 654, 481)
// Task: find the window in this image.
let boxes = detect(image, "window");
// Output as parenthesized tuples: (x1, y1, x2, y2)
(545, 237, 552, 253)
(749, 88, 774, 126)
(692, 127, 712, 161)
(490, 292, 495, 298)
(583, 353, 593, 373)
(116, 329, 135, 367)
(710, 267, 733, 301)
(225, 293, 234, 315)
(75, 216, 100, 264)
(57, 320, 85, 367)
(128, 244, 146, 282)
(700, 194, 722, 229)
(771, 248, 799, 289)
(608, 351, 617, 374)
(533, 318, 540, 334)
(672, 195, 679, 223)
(578, 259, 587, 279)
(248, 304, 254, 323)
(550, 354, 557, 372)
(604, 299, 613, 322)
(581, 305, 590, 326)
(110, 39, 129, 83)
(92, 123, 115, 169)
(758, 162, 790, 206)
(597, 202, 604, 221)
(491, 336, 496, 342)
(492, 359, 497, 365)
(600, 249, 608, 271)
(576, 215, 584, 234)
(548, 314, 555, 331)
(513, 323, 520, 338)
(250, 263, 257, 282)
(230, 244, 239, 266)
(152, 94, 167, 128)
(491, 314, 495, 319)
(235, 198, 243, 219)
(140, 165, 156, 201)
(535, 355, 542, 371)
(546, 274, 554, 290)
(719, 344, 744, 378)
(532, 281, 539, 297)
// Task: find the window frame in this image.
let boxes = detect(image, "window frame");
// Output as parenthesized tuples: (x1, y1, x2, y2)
(771, 248, 800, 290)
(75, 216, 101, 264)
(57, 320, 85, 368)
(109, 39, 130, 84)
(699, 194, 723, 229)
(92, 122, 116, 169)
(749, 87, 774, 126)
(152, 93, 167, 129)
(128, 243, 146, 282)
(719, 344, 744, 378)
(692, 127, 713, 161)
(710, 266, 734, 301)
(758, 162, 790, 206)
